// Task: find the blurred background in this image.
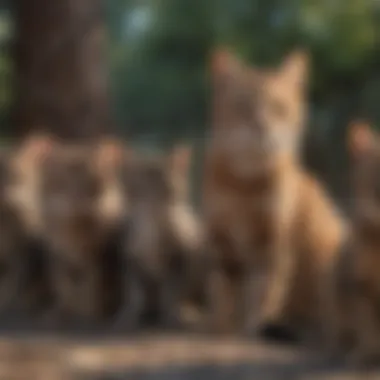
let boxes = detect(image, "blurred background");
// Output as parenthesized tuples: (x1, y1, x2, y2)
(0, 0, 379, 205)
(0, 1, 377, 378)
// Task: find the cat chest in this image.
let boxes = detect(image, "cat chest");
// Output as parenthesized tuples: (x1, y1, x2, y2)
(208, 193, 273, 248)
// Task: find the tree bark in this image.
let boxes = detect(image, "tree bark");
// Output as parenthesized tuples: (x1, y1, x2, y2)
(13, 0, 112, 142)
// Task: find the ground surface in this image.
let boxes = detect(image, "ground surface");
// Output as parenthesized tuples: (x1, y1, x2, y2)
(0, 326, 378, 380)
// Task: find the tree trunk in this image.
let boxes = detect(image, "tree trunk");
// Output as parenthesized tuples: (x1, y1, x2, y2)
(13, 0, 112, 142)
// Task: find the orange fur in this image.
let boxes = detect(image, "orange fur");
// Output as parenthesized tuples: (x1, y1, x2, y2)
(203, 48, 347, 341)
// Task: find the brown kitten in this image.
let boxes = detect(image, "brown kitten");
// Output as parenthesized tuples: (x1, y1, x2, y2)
(38, 141, 109, 325)
(203, 48, 347, 348)
(115, 147, 203, 331)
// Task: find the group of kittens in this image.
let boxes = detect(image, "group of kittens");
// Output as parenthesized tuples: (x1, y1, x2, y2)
(0, 47, 379, 370)
(0, 135, 206, 332)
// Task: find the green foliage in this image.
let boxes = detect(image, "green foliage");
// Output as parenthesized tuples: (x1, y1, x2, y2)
(104, 0, 380, 202)
(106, 0, 379, 147)
(0, 0, 374, 201)
(2, 0, 380, 152)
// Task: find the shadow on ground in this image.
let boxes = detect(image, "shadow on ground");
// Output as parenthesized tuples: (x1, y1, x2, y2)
(0, 315, 376, 380)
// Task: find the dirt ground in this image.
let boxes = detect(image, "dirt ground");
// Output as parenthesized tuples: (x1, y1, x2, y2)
(0, 325, 378, 380)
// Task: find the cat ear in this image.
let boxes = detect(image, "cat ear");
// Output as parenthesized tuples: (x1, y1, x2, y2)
(210, 48, 242, 78)
(279, 49, 309, 91)
(348, 120, 374, 158)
